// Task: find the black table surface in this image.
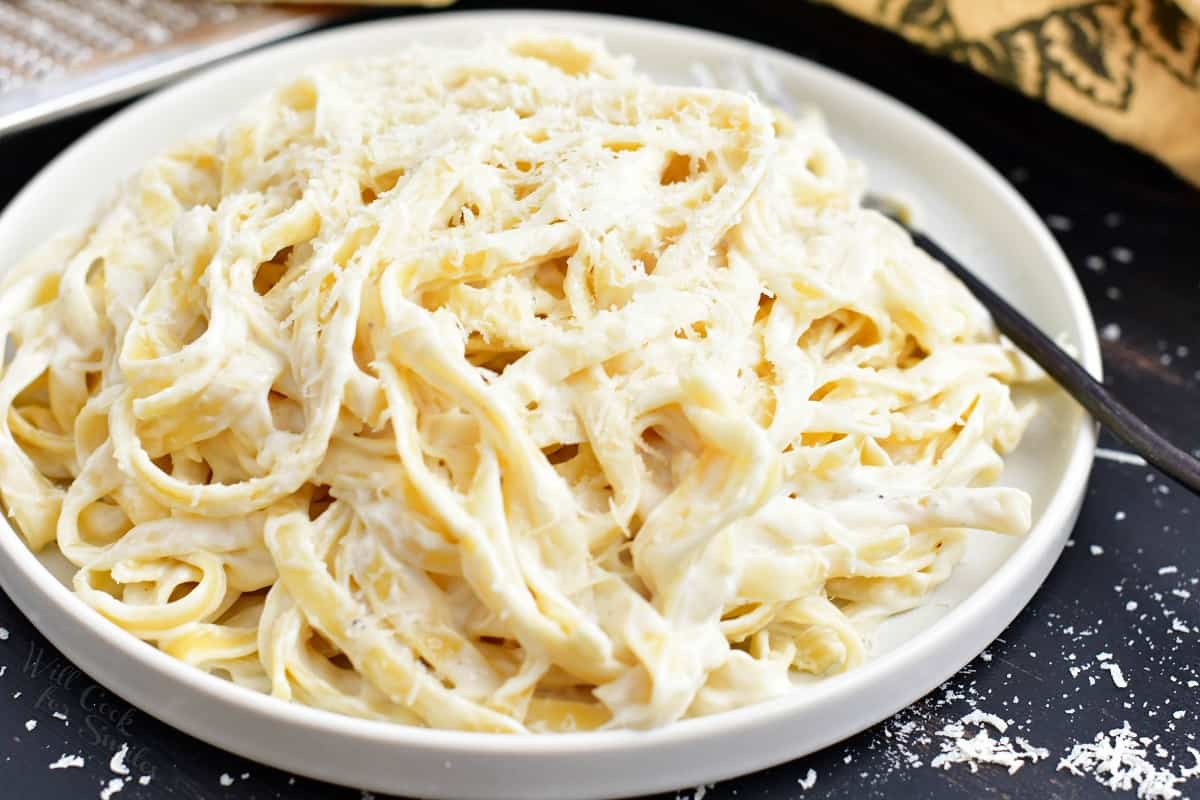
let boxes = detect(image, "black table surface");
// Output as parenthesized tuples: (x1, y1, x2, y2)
(2, 2, 1198, 799)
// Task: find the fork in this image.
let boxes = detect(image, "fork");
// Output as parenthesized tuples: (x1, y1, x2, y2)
(707, 60, 1200, 495)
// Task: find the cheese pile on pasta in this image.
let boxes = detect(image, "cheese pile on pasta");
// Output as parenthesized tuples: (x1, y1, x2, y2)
(0, 35, 1037, 732)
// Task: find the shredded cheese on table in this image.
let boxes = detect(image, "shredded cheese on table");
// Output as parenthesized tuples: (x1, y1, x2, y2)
(0, 34, 1037, 732)
(1059, 724, 1195, 800)
(931, 710, 1049, 775)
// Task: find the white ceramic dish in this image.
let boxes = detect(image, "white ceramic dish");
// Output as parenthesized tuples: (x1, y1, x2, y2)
(0, 11, 1099, 800)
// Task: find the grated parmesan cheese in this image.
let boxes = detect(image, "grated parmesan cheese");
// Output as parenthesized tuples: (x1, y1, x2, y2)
(1059, 723, 1189, 800)
(930, 710, 1049, 775)
(48, 754, 85, 770)
(108, 744, 129, 776)
(1101, 662, 1129, 689)
(1183, 750, 1200, 779)
(99, 778, 126, 800)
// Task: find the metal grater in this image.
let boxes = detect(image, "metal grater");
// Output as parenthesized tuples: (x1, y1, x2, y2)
(0, 0, 344, 136)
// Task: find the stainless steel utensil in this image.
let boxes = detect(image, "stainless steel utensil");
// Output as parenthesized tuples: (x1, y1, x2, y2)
(0, 0, 340, 137)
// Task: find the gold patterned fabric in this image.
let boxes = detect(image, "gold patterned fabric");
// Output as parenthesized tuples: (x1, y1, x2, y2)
(821, 0, 1200, 186)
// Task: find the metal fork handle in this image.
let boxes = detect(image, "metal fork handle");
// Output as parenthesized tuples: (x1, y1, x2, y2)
(897, 219, 1200, 495)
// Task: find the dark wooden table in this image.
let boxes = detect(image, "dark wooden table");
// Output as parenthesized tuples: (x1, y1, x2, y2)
(2, 2, 1198, 798)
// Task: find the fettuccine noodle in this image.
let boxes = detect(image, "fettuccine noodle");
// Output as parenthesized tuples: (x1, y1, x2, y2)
(0, 35, 1037, 732)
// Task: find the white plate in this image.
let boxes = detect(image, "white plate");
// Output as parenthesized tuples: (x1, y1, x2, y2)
(0, 11, 1099, 800)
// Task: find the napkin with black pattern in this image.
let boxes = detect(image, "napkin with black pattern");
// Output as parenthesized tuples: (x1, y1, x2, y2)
(821, 0, 1200, 186)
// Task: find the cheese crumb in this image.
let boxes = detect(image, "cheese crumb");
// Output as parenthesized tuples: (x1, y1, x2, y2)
(219, 774, 234, 787)
(1101, 662, 1129, 689)
(24, 719, 36, 731)
(109, 743, 130, 776)
(99, 778, 126, 800)
(798, 768, 817, 790)
(1090, 545, 1104, 556)
(48, 754, 85, 770)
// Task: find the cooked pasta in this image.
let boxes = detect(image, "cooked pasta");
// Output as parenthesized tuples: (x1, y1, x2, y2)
(0, 35, 1037, 732)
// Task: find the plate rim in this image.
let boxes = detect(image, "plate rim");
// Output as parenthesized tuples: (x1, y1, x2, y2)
(0, 9, 1100, 796)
